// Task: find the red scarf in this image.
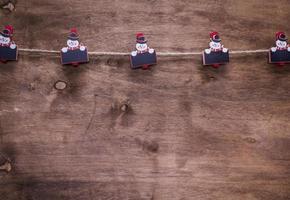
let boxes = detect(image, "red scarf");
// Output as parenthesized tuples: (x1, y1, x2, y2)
(277, 46, 287, 50)
(211, 48, 222, 52)
(68, 46, 80, 51)
(0, 42, 10, 47)
(137, 48, 149, 54)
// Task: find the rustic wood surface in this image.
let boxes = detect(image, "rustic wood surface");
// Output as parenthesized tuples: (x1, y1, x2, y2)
(1, 1, 290, 199)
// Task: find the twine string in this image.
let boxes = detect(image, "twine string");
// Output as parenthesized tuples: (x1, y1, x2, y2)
(18, 48, 270, 56)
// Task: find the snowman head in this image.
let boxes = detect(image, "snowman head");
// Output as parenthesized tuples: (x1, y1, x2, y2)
(0, 29, 11, 45)
(0, 34, 10, 45)
(275, 32, 288, 48)
(209, 32, 222, 50)
(136, 43, 148, 51)
(67, 39, 79, 48)
(135, 33, 148, 51)
(67, 28, 80, 48)
(209, 41, 221, 49)
(276, 40, 287, 48)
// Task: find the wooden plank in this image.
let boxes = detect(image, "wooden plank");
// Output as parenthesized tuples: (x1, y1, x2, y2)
(0, 1, 290, 200)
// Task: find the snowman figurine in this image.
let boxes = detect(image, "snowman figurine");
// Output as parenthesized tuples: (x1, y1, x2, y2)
(131, 33, 155, 56)
(271, 32, 290, 52)
(205, 32, 228, 54)
(0, 25, 16, 50)
(131, 33, 155, 69)
(61, 28, 86, 53)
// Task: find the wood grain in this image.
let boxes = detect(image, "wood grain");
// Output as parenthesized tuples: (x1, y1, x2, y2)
(0, 1, 290, 200)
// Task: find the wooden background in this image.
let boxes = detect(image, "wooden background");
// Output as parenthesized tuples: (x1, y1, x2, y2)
(0, 0, 290, 199)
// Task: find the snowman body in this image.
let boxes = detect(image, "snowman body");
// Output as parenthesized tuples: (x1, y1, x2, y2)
(61, 39, 86, 53)
(0, 34, 16, 49)
(205, 41, 228, 54)
(131, 42, 155, 57)
(271, 39, 290, 52)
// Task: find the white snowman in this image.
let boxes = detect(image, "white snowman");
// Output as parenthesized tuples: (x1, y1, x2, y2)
(271, 32, 290, 52)
(205, 32, 228, 54)
(131, 33, 155, 57)
(61, 28, 86, 53)
(0, 25, 16, 49)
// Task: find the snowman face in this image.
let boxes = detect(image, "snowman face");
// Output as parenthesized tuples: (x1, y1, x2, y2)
(0, 35, 11, 45)
(67, 39, 79, 48)
(276, 40, 287, 48)
(210, 41, 221, 49)
(136, 43, 148, 51)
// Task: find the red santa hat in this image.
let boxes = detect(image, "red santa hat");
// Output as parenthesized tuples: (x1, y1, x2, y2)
(136, 33, 147, 44)
(5, 25, 13, 35)
(68, 28, 79, 40)
(276, 32, 287, 41)
(0, 25, 13, 38)
(210, 31, 221, 42)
